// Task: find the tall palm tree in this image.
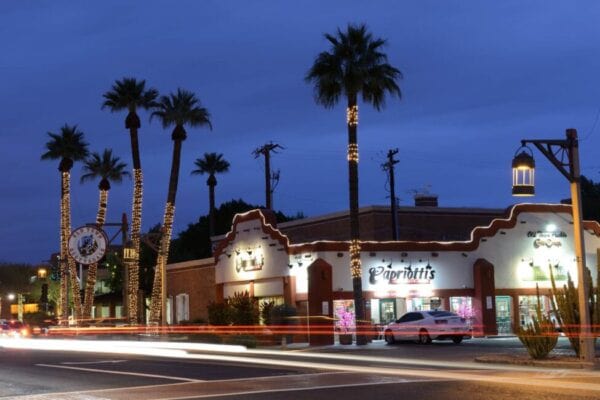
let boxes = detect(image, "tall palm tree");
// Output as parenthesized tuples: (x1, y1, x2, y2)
(80, 149, 130, 320)
(102, 77, 158, 323)
(191, 153, 230, 238)
(41, 124, 89, 324)
(149, 88, 212, 324)
(306, 24, 402, 345)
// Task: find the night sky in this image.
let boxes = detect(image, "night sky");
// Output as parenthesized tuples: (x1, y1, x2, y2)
(2, 1, 600, 264)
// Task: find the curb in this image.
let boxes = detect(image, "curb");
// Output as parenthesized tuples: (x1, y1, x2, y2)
(474, 355, 599, 369)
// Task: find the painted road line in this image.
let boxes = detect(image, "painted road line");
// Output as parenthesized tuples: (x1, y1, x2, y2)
(35, 364, 204, 382)
(61, 360, 127, 365)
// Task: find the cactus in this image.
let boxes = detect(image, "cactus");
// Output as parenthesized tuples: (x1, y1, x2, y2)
(517, 285, 558, 359)
(549, 263, 597, 357)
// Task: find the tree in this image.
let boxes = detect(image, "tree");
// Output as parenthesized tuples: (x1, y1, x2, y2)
(306, 23, 402, 344)
(80, 149, 130, 319)
(149, 88, 212, 324)
(191, 152, 230, 238)
(41, 124, 89, 324)
(102, 77, 158, 323)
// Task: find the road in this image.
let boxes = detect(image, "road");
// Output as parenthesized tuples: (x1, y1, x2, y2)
(0, 337, 598, 399)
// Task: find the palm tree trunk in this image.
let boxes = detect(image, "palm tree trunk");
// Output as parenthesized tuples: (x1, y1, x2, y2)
(62, 171, 82, 323)
(82, 189, 108, 320)
(346, 95, 366, 345)
(209, 180, 216, 238)
(150, 135, 183, 324)
(128, 119, 142, 324)
(59, 172, 69, 324)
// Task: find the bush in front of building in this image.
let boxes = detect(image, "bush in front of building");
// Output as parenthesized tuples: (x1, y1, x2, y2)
(270, 304, 297, 344)
(207, 301, 232, 326)
(517, 286, 558, 359)
(229, 291, 260, 326)
(260, 300, 276, 325)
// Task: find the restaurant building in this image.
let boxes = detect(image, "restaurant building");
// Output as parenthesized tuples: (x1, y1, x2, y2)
(201, 202, 600, 344)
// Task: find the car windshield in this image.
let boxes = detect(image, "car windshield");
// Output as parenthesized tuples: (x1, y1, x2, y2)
(427, 311, 457, 317)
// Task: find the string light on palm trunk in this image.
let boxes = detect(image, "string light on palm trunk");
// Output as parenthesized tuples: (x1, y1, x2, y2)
(350, 239, 362, 278)
(149, 202, 175, 323)
(346, 105, 358, 126)
(129, 169, 143, 322)
(347, 144, 359, 162)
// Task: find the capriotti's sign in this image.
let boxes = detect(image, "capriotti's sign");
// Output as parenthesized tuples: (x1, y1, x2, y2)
(369, 264, 436, 285)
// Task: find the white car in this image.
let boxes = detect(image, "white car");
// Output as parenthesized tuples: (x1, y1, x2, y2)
(384, 311, 469, 345)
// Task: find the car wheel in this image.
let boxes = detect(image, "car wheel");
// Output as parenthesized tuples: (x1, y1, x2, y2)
(418, 329, 432, 345)
(384, 329, 395, 344)
(452, 336, 463, 344)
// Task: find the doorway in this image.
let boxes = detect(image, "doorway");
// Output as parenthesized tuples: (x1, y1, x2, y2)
(379, 299, 396, 324)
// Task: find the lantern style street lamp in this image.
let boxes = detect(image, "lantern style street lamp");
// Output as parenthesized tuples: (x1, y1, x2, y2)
(512, 128, 594, 362)
(512, 147, 535, 196)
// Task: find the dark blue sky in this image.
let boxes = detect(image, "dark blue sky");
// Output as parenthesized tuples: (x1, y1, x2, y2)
(2, 1, 600, 263)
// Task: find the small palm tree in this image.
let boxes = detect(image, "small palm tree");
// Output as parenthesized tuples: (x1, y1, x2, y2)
(80, 149, 130, 320)
(149, 88, 212, 324)
(102, 77, 158, 323)
(191, 153, 230, 238)
(41, 124, 89, 324)
(306, 23, 402, 345)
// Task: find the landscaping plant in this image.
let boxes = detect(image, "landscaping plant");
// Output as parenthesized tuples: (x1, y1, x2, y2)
(517, 285, 558, 359)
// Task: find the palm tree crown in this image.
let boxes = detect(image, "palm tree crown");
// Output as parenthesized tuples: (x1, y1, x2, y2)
(305, 23, 402, 109)
(102, 77, 159, 127)
(151, 89, 212, 139)
(81, 149, 130, 190)
(41, 124, 89, 171)
(192, 152, 230, 181)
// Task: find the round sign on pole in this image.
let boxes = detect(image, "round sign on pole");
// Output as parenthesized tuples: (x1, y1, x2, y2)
(68, 226, 108, 265)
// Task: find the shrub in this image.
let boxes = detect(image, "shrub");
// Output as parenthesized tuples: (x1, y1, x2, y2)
(270, 304, 297, 343)
(260, 300, 275, 325)
(229, 291, 259, 326)
(207, 301, 231, 326)
(517, 285, 558, 359)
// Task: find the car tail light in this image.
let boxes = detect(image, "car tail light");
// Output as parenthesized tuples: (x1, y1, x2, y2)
(434, 319, 448, 324)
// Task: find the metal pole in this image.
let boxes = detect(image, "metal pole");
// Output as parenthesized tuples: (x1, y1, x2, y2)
(567, 129, 594, 362)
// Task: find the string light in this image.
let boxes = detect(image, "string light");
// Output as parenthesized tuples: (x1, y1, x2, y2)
(128, 168, 143, 323)
(149, 202, 175, 323)
(82, 190, 109, 320)
(346, 105, 358, 126)
(350, 239, 362, 278)
(61, 171, 81, 322)
(347, 144, 359, 162)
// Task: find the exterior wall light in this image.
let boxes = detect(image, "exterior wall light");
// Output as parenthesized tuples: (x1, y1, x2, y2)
(512, 145, 535, 196)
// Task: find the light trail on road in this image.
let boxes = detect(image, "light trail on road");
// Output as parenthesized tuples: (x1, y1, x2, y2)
(2, 338, 599, 395)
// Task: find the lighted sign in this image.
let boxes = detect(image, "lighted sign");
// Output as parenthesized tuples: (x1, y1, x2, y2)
(68, 226, 108, 265)
(369, 264, 436, 285)
(235, 251, 264, 273)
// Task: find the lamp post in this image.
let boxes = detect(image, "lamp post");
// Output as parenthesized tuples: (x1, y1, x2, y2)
(38, 267, 49, 313)
(512, 128, 594, 362)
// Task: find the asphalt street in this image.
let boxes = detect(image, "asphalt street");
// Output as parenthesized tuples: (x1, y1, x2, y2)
(0, 337, 598, 400)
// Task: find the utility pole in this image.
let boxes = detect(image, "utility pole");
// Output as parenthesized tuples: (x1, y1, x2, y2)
(253, 142, 283, 210)
(382, 148, 400, 240)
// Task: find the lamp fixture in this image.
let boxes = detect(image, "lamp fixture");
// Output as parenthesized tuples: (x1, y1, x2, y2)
(511, 144, 536, 196)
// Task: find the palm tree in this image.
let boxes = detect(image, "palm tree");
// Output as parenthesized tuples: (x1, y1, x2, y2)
(102, 77, 158, 323)
(80, 149, 130, 320)
(306, 24, 402, 345)
(149, 88, 212, 324)
(191, 153, 230, 238)
(41, 124, 89, 324)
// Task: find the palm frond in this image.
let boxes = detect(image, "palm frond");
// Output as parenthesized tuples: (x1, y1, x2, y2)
(41, 124, 89, 162)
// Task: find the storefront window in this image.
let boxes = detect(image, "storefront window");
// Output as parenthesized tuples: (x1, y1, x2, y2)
(407, 297, 434, 312)
(450, 297, 475, 332)
(333, 299, 355, 334)
(495, 296, 512, 334)
(518, 295, 552, 328)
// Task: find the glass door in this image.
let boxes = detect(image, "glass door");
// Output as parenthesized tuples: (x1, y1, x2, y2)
(495, 296, 512, 334)
(379, 299, 396, 324)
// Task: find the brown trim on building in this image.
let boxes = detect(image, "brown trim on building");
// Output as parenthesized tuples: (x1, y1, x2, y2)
(213, 210, 290, 260)
(289, 203, 595, 254)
